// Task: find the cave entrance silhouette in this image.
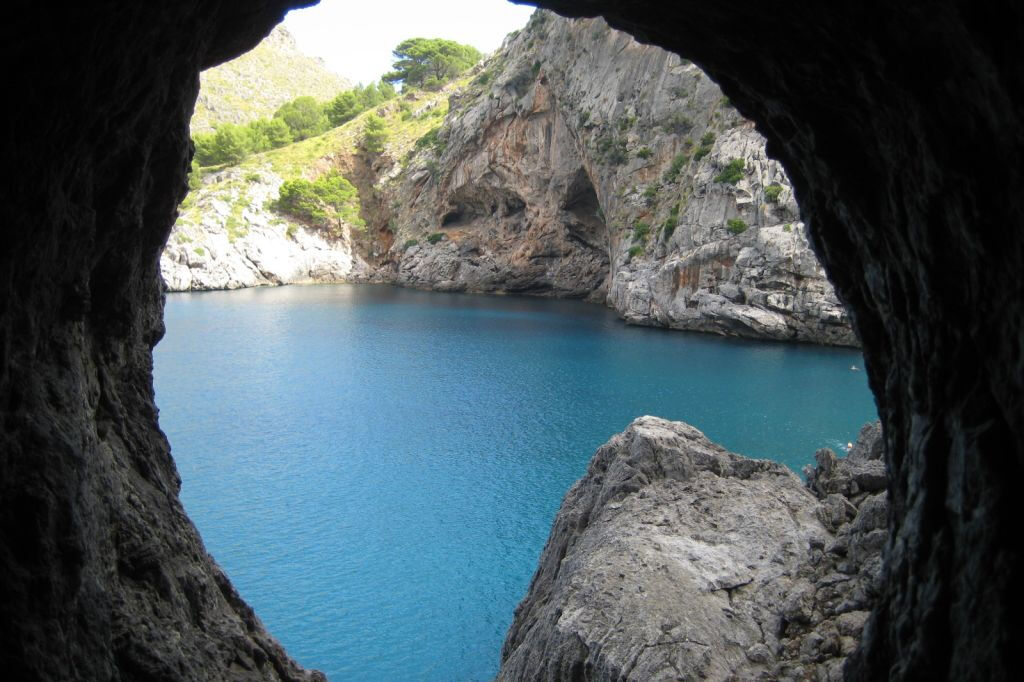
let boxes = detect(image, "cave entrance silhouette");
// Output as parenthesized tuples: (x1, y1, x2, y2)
(0, 1, 1020, 679)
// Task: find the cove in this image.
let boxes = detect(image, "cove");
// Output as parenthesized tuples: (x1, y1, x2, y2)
(153, 284, 876, 680)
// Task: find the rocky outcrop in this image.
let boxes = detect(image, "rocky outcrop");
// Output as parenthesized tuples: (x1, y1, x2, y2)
(386, 14, 854, 345)
(161, 166, 368, 291)
(499, 418, 886, 681)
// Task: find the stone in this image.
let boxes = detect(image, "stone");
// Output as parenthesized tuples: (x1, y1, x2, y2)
(498, 418, 887, 681)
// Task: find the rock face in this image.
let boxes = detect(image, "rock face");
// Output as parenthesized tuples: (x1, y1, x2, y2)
(191, 25, 350, 133)
(3, 0, 1023, 679)
(500, 418, 886, 681)
(161, 166, 368, 291)
(387, 14, 854, 345)
(0, 3, 323, 679)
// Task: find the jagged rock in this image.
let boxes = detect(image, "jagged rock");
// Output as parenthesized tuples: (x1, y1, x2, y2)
(386, 14, 855, 345)
(499, 418, 886, 681)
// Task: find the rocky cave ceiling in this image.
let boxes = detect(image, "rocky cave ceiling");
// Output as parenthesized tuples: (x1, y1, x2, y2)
(0, 0, 1020, 679)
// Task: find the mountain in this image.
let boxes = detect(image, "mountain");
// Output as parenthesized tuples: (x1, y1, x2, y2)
(165, 12, 854, 347)
(190, 26, 351, 133)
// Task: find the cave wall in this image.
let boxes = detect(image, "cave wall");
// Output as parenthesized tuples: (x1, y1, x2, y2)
(0, 0, 1020, 679)
(530, 1, 1024, 678)
(0, 3, 323, 679)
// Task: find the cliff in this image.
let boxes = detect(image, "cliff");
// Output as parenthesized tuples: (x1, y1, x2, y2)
(499, 419, 886, 681)
(191, 26, 350, 133)
(384, 13, 855, 346)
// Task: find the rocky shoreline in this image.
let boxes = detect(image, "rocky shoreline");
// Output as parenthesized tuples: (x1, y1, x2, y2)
(499, 418, 886, 681)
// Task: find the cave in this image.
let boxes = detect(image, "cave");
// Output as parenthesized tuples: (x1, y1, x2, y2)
(0, 1, 1020, 680)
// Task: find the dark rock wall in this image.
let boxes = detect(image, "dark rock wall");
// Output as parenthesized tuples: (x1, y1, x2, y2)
(0, 0, 1020, 679)
(0, 3, 322, 679)
(531, 2, 1024, 679)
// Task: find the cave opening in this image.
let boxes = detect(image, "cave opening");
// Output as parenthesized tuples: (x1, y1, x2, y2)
(1, 0, 1022, 680)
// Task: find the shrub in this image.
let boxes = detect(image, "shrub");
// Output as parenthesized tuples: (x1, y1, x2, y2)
(662, 218, 677, 241)
(632, 221, 651, 243)
(403, 238, 419, 250)
(361, 113, 389, 154)
(187, 159, 202, 190)
(618, 114, 637, 131)
(473, 70, 492, 86)
(193, 246, 205, 256)
(726, 218, 748, 234)
(692, 133, 716, 164)
(701, 132, 716, 146)
(784, 223, 793, 232)
(596, 135, 628, 165)
(426, 232, 445, 244)
(663, 152, 689, 183)
(764, 183, 784, 203)
(275, 170, 364, 235)
(642, 185, 658, 199)
(415, 125, 445, 153)
(714, 158, 745, 185)
(628, 244, 644, 258)
(578, 111, 590, 127)
(663, 112, 693, 135)
(531, 60, 542, 77)
(274, 96, 329, 141)
(636, 146, 653, 160)
(244, 172, 262, 183)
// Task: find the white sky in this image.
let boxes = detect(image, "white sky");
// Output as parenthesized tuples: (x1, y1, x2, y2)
(283, 0, 537, 85)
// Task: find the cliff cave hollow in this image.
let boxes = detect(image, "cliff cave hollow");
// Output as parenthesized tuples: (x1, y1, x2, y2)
(0, 1, 1021, 680)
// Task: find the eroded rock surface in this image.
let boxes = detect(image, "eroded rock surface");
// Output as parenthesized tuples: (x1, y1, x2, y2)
(161, 166, 368, 291)
(387, 14, 854, 345)
(500, 418, 886, 681)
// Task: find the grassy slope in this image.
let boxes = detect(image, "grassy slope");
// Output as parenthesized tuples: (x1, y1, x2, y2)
(178, 78, 469, 228)
(191, 26, 351, 133)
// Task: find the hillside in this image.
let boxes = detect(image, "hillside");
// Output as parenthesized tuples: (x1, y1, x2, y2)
(191, 26, 351, 133)
(166, 12, 853, 346)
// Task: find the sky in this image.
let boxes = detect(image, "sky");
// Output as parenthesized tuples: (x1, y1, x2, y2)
(283, 0, 536, 85)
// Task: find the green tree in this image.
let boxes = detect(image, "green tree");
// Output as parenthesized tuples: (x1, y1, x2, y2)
(275, 171, 364, 236)
(361, 113, 389, 154)
(274, 96, 328, 141)
(247, 117, 293, 151)
(326, 90, 362, 126)
(383, 38, 482, 88)
(193, 123, 250, 166)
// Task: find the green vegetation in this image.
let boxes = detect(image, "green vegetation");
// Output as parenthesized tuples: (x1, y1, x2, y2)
(663, 152, 689, 183)
(244, 172, 262, 183)
(662, 202, 682, 241)
(714, 158, 745, 185)
(578, 111, 590, 127)
(628, 244, 644, 258)
(274, 96, 329, 141)
(326, 81, 396, 126)
(414, 125, 445, 153)
(784, 223, 793, 232)
(632, 221, 651, 243)
(642, 185, 658, 200)
(531, 60, 542, 78)
(636, 146, 653, 160)
(403, 238, 419, 250)
(361, 113, 389, 154)
(726, 218, 748, 234)
(596, 135, 628, 165)
(426, 232, 446, 244)
(618, 114, 637, 131)
(663, 112, 693, 135)
(764, 183, 784, 203)
(274, 170, 364, 236)
(692, 132, 715, 163)
(188, 159, 202, 190)
(383, 38, 482, 89)
(193, 246, 205, 256)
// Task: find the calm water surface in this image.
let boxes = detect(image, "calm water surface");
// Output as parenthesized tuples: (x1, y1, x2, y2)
(153, 284, 876, 680)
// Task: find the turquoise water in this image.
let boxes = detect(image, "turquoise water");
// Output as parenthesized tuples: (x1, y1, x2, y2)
(153, 284, 876, 680)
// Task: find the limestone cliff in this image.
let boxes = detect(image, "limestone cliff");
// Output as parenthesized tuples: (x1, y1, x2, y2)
(499, 419, 886, 681)
(384, 13, 854, 346)
(161, 166, 369, 291)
